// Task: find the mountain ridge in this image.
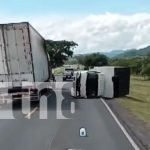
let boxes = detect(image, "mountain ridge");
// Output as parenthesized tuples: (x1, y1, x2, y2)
(114, 45, 150, 59)
(74, 45, 150, 58)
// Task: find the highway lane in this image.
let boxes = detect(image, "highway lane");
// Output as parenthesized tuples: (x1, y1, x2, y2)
(50, 83, 136, 150)
(0, 77, 139, 150)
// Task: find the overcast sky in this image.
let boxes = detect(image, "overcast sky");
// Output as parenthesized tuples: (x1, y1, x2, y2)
(0, 0, 150, 54)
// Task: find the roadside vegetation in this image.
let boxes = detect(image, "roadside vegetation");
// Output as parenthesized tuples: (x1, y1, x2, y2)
(52, 67, 64, 76)
(46, 40, 78, 68)
(110, 54, 150, 79)
(110, 54, 150, 126)
(75, 53, 108, 68)
(70, 52, 150, 79)
(118, 76, 150, 126)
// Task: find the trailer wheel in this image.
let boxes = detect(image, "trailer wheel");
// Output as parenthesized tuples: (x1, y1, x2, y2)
(38, 88, 52, 105)
(12, 94, 22, 109)
(30, 89, 40, 107)
(40, 88, 52, 97)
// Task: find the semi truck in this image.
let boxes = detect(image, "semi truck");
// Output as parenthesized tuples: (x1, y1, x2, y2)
(0, 22, 51, 103)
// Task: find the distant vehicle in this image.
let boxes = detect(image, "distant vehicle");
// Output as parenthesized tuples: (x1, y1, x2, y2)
(63, 68, 74, 81)
(0, 22, 51, 103)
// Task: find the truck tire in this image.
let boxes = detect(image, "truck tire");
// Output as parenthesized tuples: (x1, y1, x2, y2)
(12, 94, 22, 109)
(38, 88, 52, 104)
(30, 89, 40, 107)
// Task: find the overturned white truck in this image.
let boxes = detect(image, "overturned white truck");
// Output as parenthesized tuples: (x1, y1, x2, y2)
(71, 67, 130, 98)
(0, 22, 51, 102)
(71, 71, 105, 98)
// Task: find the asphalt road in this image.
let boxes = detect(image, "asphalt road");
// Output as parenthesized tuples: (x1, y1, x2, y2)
(0, 76, 139, 150)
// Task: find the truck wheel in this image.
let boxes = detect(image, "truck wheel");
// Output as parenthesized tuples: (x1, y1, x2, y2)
(30, 88, 39, 107)
(30, 100, 39, 108)
(12, 95, 22, 109)
(38, 88, 52, 105)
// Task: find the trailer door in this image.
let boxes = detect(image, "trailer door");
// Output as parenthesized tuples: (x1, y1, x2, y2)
(3, 23, 33, 87)
(0, 26, 9, 84)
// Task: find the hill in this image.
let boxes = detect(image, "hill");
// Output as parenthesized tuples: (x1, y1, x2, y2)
(101, 50, 124, 58)
(75, 50, 124, 58)
(74, 46, 150, 59)
(115, 46, 150, 59)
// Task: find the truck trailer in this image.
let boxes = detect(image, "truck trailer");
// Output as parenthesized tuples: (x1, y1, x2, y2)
(92, 66, 130, 98)
(0, 22, 51, 102)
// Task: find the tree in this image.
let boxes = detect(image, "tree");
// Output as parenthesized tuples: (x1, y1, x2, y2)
(141, 55, 150, 78)
(109, 59, 129, 67)
(75, 55, 86, 65)
(141, 64, 150, 79)
(128, 58, 142, 75)
(91, 53, 108, 66)
(46, 40, 78, 67)
(76, 53, 108, 68)
(65, 57, 78, 65)
(110, 58, 143, 75)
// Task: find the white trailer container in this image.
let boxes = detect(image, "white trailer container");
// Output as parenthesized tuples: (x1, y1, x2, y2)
(0, 22, 51, 101)
(93, 66, 130, 98)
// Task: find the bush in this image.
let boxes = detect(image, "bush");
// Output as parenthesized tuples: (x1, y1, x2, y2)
(141, 64, 150, 79)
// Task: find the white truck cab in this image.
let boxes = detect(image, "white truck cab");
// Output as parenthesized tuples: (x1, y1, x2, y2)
(71, 71, 104, 98)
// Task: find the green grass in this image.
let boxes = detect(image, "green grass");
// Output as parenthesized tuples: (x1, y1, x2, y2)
(52, 67, 64, 75)
(118, 76, 150, 126)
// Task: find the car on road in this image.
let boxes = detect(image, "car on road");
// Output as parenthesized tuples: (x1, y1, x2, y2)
(63, 68, 74, 81)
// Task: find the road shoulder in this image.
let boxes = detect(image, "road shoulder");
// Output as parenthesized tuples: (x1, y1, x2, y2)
(106, 99, 150, 150)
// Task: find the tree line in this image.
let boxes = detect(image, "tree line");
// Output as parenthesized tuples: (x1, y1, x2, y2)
(76, 53, 150, 78)
(75, 53, 108, 69)
(45, 40, 150, 79)
(110, 55, 150, 78)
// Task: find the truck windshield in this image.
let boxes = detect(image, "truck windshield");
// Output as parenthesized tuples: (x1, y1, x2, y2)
(65, 69, 74, 71)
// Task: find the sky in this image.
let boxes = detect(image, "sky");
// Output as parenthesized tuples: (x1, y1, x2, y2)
(0, 0, 150, 54)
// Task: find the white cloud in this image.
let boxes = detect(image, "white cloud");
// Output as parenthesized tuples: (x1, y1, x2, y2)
(1, 13, 150, 54)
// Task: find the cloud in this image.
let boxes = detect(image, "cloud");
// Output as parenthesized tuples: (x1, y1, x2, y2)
(1, 13, 150, 54)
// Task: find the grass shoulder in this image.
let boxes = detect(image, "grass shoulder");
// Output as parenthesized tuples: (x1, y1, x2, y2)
(117, 76, 150, 126)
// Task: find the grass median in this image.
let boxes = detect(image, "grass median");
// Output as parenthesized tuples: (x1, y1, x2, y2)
(117, 76, 150, 126)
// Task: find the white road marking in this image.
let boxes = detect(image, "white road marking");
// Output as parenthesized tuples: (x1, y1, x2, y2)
(100, 98, 140, 150)
(71, 101, 75, 114)
(67, 149, 82, 150)
(25, 107, 38, 119)
(67, 148, 82, 150)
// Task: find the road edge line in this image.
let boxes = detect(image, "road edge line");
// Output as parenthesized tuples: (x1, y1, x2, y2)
(100, 98, 140, 150)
